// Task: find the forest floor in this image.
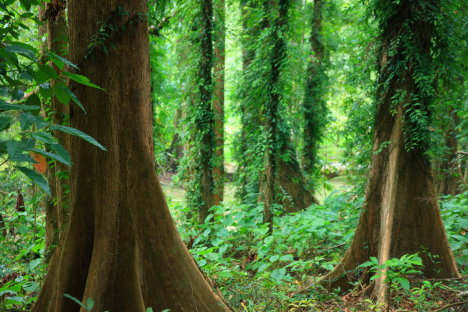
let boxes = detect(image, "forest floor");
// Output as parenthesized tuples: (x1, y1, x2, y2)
(158, 172, 468, 312)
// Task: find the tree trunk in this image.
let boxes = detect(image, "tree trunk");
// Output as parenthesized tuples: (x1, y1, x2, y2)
(32, 1, 230, 311)
(302, 0, 327, 177)
(44, 0, 71, 251)
(236, 0, 261, 202)
(435, 109, 463, 195)
(192, 0, 216, 224)
(320, 0, 460, 305)
(213, 0, 225, 206)
(277, 137, 319, 212)
(261, 0, 287, 231)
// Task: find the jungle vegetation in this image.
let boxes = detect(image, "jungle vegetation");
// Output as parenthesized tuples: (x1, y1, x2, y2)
(0, 0, 467, 311)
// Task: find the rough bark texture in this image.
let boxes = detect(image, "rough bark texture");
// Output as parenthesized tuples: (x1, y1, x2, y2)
(320, 0, 460, 304)
(302, 0, 326, 177)
(213, 0, 225, 206)
(197, 0, 216, 223)
(32, 1, 230, 311)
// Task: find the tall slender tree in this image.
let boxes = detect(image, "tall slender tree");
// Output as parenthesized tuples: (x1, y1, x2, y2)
(213, 0, 226, 206)
(32, 0, 230, 310)
(189, 0, 217, 223)
(302, 0, 327, 178)
(320, 0, 460, 305)
(261, 0, 288, 231)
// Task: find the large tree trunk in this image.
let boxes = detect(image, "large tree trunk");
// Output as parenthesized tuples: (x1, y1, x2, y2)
(213, 0, 225, 206)
(302, 0, 327, 177)
(32, 1, 230, 311)
(320, 0, 460, 305)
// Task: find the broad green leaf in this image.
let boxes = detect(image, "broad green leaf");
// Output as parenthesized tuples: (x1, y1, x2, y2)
(0, 116, 12, 131)
(34, 64, 58, 84)
(64, 72, 103, 89)
(48, 143, 71, 165)
(393, 276, 410, 290)
(5, 42, 37, 60)
(25, 93, 41, 115)
(7, 140, 34, 162)
(63, 86, 86, 112)
(270, 267, 286, 282)
(51, 124, 107, 151)
(19, 112, 35, 130)
(17, 166, 50, 194)
(5, 296, 26, 304)
(45, 52, 79, 70)
(29, 148, 71, 167)
(53, 82, 71, 105)
(31, 132, 57, 144)
(0, 101, 40, 112)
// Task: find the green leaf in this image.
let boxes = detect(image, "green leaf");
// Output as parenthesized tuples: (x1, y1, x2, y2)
(31, 132, 58, 144)
(34, 64, 58, 84)
(270, 267, 286, 282)
(63, 294, 87, 310)
(19, 112, 35, 130)
(17, 166, 50, 194)
(53, 82, 71, 105)
(45, 52, 79, 70)
(0, 116, 12, 131)
(85, 297, 94, 310)
(63, 86, 86, 112)
(25, 93, 41, 115)
(5, 42, 37, 60)
(393, 276, 410, 290)
(51, 124, 107, 151)
(7, 140, 34, 162)
(0, 100, 40, 112)
(64, 72, 103, 89)
(48, 143, 71, 166)
(29, 148, 71, 167)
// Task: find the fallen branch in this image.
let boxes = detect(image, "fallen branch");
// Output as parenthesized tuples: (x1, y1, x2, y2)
(434, 300, 468, 312)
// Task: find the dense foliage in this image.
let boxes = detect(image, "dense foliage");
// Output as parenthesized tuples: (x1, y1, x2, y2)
(0, 0, 466, 311)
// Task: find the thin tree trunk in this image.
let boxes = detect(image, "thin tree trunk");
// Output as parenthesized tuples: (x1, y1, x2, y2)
(435, 109, 463, 195)
(237, 0, 260, 202)
(32, 1, 230, 311)
(44, 0, 71, 251)
(302, 0, 326, 177)
(261, 0, 288, 231)
(319, 0, 460, 305)
(213, 0, 225, 206)
(195, 0, 216, 223)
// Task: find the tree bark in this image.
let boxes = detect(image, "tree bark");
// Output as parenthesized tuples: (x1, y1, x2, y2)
(32, 1, 230, 311)
(44, 0, 71, 251)
(320, 0, 460, 305)
(213, 0, 225, 206)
